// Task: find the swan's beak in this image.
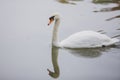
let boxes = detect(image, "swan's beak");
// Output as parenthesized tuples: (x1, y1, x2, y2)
(48, 19, 54, 26)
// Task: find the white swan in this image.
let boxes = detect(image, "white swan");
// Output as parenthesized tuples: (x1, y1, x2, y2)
(48, 13, 119, 48)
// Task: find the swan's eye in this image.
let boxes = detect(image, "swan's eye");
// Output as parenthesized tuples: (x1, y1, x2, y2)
(49, 16, 55, 20)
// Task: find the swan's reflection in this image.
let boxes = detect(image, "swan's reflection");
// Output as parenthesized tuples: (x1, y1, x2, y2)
(64, 45, 118, 58)
(47, 46, 60, 78)
(67, 48, 102, 58)
(47, 46, 118, 78)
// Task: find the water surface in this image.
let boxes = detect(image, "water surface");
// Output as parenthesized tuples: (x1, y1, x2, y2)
(0, 0, 120, 80)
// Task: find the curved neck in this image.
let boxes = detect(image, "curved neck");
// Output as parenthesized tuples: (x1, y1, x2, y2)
(52, 19, 60, 46)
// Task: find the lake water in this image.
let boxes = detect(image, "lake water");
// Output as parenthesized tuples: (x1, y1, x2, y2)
(0, 0, 120, 80)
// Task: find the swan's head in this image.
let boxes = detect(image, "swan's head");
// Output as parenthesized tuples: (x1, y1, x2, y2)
(48, 13, 60, 26)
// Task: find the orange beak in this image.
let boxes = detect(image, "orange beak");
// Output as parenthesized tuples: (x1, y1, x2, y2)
(48, 19, 54, 26)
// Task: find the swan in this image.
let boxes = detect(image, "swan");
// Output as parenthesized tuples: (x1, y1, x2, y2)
(48, 13, 119, 48)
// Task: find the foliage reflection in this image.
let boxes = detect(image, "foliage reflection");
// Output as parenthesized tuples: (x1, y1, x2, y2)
(56, 0, 120, 20)
(56, 0, 82, 5)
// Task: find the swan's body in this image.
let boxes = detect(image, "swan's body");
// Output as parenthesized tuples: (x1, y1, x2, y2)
(48, 13, 119, 48)
(60, 31, 119, 48)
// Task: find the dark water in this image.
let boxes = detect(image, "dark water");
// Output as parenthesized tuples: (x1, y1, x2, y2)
(0, 0, 120, 80)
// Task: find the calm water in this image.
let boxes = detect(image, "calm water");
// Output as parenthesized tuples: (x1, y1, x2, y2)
(0, 0, 120, 80)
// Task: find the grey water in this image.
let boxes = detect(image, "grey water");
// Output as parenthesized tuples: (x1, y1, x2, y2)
(0, 0, 120, 80)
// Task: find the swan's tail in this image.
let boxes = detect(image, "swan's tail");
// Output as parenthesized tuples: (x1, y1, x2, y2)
(109, 34, 120, 46)
(104, 38, 119, 46)
(110, 38, 120, 45)
(111, 38, 119, 43)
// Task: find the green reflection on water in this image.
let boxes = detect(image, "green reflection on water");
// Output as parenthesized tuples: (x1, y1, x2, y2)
(47, 46, 60, 78)
(92, 0, 120, 4)
(106, 15, 120, 21)
(93, 0, 120, 13)
(93, 0, 120, 20)
(94, 3, 120, 13)
(56, 0, 83, 5)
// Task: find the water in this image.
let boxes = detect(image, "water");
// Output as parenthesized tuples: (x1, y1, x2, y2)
(0, 0, 120, 80)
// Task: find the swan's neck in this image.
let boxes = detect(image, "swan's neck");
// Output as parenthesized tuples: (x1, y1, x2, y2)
(52, 19, 60, 46)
